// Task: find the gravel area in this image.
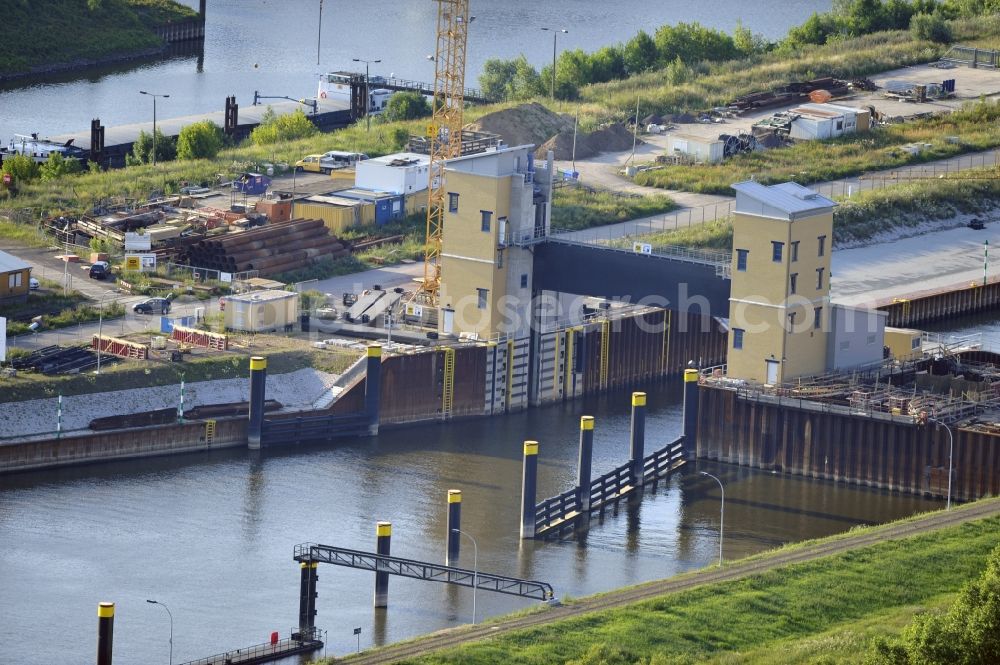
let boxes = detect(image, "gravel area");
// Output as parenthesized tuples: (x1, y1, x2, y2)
(0, 368, 340, 438)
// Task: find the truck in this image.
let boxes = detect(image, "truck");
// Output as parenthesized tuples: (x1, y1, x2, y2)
(294, 150, 368, 174)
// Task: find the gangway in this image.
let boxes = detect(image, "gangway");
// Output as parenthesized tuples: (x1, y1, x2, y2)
(294, 543, 554, 600)
(345, 289, 386, 323)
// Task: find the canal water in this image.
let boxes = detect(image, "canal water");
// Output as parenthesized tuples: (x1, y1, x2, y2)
(0, 380, 939, 664)
(0, 0, 831, 141)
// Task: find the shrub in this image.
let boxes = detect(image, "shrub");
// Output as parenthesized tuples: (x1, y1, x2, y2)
(249, 108, 317, 146)
(383, 92, 432, 122)
(911, 12, 954, 42)
(177, 120, 225, 160)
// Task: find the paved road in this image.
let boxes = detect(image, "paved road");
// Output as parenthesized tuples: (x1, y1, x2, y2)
(555, 147, 1000, 244)
(341, 499, 1000, 665)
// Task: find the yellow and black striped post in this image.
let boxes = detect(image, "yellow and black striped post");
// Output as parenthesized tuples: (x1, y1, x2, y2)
(446, 489, 462, 565)
(629, 392, 647, 485)
(374, 521, 391, 607)
(298, 561, 318, 633)
(97, 602, 114, 665)
(248, 356, 267, 450)
(683, 368, 699, 457)
(577, 416, 595, 512)
(520, 441, 539, 539)
(365, 345, 382, 435)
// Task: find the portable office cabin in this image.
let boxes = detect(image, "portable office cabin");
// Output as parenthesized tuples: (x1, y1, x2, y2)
(355, 152, 430, 194)
(666, 132, 724, 163)
(0, 250, 31, 304)
(293, 194, 371, 232)
(223, 289, 299, 332)
(788, 103, 860, 140)
(335, 188, 405, 225)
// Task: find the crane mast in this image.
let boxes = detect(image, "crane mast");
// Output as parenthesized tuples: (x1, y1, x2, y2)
(422, 0, 471, 302)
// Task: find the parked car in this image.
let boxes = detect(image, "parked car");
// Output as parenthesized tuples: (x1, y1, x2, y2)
(89, 261, 110, 280)
(133, 298, 171, 315)
(29, 277, 39, 290)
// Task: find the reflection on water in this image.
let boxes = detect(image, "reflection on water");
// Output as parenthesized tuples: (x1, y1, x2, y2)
(0, 381, 939, 664)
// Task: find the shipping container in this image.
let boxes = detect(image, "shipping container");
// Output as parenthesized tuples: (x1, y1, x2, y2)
(223, 290, 299, 332)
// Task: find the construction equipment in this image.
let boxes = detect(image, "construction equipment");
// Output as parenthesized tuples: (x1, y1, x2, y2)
(422, 0, 471, 302)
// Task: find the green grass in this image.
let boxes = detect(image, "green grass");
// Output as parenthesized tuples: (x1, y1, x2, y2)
(634, 100, 1000, 195)
(0, 0, 197, 76)
(0, 344, 359, 403)
(360, 508, 1000, 665)
(4, 301, 125, 336)
(551, 187, 677, 231)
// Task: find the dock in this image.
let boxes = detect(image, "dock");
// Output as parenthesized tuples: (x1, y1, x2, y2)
(179, 630, 323, 665)
(50, 96, 352, 168)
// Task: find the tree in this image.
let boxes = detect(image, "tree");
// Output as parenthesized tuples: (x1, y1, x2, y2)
(0, 154, 40, 185)
(734, 20, 769, 56)
(478, 56, 545, 102)
(128, 128, 176, 165)
(383, 91, 431, 122)
(39, 152, 83, 180)
(177, 120, 225, 160)
(589, 46, 627, 83)
(249, 108, 317, 146)
(654, 22, 738, 67)
(623, 30, 657, 74)
(911, 11, 953, 42)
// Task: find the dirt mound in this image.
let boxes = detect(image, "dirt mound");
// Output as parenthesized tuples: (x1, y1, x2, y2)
(468, 103, 639, 160)
(538, 123, 640, 160)
(465, 102, 574, 148)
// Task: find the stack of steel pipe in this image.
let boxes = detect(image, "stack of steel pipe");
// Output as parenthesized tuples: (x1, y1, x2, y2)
(180, 218, 350, 275)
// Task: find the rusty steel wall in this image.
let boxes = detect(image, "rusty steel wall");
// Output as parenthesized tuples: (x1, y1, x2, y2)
(377, 346, 487, 424)
(579, 310, 727, 394)
(0, 418, 246, 474)
(879, 278, 1000, 327)
(696, 384, 1000, 501)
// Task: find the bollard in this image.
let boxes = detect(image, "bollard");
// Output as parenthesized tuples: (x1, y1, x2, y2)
(298, 561, 318, 633)
(374, 521, 391, 607)
(446, 489, 462, 565)
(577, 416, 594, 513)
(520, 441, 539, 539)
(248, 356, 267, 450)
(365, 345, 382, 435)
(683, 368, 700, 458)
(97, 602, 114, 665)
(629, 392, 647, 485)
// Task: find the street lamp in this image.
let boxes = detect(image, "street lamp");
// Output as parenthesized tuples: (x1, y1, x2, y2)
(139, 91, 170, 166)
(540, 28, 568, 101)
(929, 418, 954, 510)
(451, 528, 478, 624)
(352, 57, 382, 132)
(700, 471, 724, 566)
(96, 289, 119, 375)
(146, 599, 173, 665)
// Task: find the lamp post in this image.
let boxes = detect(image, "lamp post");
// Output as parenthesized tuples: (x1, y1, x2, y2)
(540, 28, 568, 101)
(96, 289, 119, 375)
(700, 471, 724, 566)
(451, 528, 478, 624)
(139, 91, 170, 166)
(929, 418, 954, 510)
(352, 57, 381, 131)
(146, 599, 173, 665)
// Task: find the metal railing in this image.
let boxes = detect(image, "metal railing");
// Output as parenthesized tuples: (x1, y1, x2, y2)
(178, 629, 322, 665)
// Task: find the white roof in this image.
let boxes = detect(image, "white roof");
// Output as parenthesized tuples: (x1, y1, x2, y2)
(227, 289, 296, 303)
(365, 152, 430, 167)
(0, 250, 30, 274)
(732, 181, 836, 220)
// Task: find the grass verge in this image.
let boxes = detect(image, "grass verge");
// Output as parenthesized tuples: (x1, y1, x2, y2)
(551, 187, 677, 232)
(355, 506, 1000, 665)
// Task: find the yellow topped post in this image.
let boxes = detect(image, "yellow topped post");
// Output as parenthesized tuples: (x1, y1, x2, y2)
(446, 489, 462, 564)
(97, 602, 115, 665)
(578, 416, 595, 511)
(580, 415, 594, 430)
(375, 521, 392, 607)
(684, 368, 698, 382)
(521, 440, 539, 538)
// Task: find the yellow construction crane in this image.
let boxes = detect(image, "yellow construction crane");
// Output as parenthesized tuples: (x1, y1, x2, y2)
(422, 0, 471, 302)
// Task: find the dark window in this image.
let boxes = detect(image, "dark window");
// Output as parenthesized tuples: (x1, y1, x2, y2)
(816, 267, 825, 289)
(448, 192, 459, 213)
(791, 241, 799, 262)
(836, 120, 843, 131)
(772, 241, 784, 263)
(520, 273, 528, 288)
(481, 210, 492, 232)
(477, 288, 488, 310)
(790, 273, 798, 294)
(733, 328, 744, 349)
(818, 235, 827, 257)
(736, 249, 749, 271)
(814, 306, 823, 329)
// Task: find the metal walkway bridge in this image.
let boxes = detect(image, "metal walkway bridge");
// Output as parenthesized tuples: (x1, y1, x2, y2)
(294, 543, 554, 600)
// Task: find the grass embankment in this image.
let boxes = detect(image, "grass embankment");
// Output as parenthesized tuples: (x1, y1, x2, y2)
(635, 100, 1000, 195)
(3, 297, 125, 336)
(619, 171, 1000, 251)
(0, 0, 197, 77)
(551, 187, 676, 232)
(363, 508, 1000, 665)
(0, 341, 359, 403)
